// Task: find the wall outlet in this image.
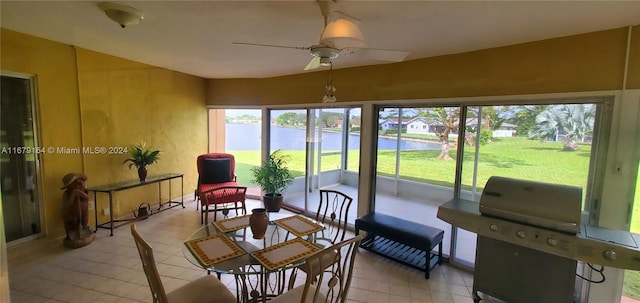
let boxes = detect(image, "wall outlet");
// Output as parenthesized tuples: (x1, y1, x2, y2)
(103, 208, 110, 215)
(88, 200, 94, 210)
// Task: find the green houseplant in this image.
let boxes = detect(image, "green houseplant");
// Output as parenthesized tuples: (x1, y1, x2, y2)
(251, 150, 293, 212)
(123, 142, 160, 182)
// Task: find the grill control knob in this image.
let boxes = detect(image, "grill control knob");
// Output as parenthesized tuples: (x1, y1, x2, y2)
(489, 224, 499, 231)
(547, 238, 558, 246)
(603, 250, 617, 261)
(516, 230, 526, 238)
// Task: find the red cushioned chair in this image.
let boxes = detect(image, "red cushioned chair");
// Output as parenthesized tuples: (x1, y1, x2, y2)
(196, 153, 247, 224)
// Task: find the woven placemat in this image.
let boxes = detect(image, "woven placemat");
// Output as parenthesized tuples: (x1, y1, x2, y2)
(184, 234, 245, 267)
(212, 215, 250, 233)
(251, 237, 321, 271)
(273, 215, 324, 237)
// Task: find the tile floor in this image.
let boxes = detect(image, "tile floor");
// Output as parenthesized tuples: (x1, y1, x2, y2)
(7, 198, 483, 303)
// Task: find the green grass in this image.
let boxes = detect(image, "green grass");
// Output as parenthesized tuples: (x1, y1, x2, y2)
(233, 137, 591, 190)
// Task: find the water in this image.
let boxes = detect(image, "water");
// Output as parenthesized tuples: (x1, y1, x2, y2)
(226, 123, 440, 151)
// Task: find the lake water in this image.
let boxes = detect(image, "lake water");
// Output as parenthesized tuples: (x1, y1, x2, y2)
(226, 123, 440, 151)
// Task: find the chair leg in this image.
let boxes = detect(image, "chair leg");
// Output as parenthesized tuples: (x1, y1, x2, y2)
(204, 204, 209, 225)
(194, 189, 199, 211)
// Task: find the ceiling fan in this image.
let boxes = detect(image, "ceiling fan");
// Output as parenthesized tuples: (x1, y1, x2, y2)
(233, 0, 410, 71)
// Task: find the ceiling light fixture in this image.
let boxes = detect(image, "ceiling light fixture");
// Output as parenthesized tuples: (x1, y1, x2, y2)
(98, 2, 144, 28)
(320, 12, 365, 49)
(322, 62, 336, 103)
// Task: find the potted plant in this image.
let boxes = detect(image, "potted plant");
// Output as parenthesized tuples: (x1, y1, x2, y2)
(251, 150, 293, 212)
(123, 142, 160, 181)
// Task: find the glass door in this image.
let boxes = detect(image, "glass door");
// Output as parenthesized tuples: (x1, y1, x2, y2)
(1, 73, 43, 245)
(267, 107, 359, 220)
(307, 108, 360, 224)
(267, 109, 309, 212)
(455, 101, 609, 267)
(372, 106, 460, 258)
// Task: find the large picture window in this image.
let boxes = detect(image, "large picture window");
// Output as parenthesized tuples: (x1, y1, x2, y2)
(371, 97, 611, 266)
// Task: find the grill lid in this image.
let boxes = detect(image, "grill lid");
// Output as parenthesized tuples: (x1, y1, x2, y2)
(479, 176, 582, 234)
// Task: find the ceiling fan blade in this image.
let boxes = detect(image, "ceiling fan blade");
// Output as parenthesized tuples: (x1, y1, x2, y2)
(304, 57, 321, 70)
(345, 48, 410, 62)
(232, 42, 310, 51)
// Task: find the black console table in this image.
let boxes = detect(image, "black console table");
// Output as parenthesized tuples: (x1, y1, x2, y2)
(88, 173, 184, 236)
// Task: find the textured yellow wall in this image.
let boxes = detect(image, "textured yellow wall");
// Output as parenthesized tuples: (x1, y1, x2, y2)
(1, 29, 208, 242)
(76, 48, 208, 220)
(206, 26, 639, 105)
(1, 29, 83, 239)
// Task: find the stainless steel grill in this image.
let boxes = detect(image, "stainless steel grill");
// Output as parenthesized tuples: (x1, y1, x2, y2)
(437, 176, 640, 303)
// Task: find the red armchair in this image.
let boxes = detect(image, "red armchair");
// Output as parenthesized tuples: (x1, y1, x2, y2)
(196, 153, 247, 224)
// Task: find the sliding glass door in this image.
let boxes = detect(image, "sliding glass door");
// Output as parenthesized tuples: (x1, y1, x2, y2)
(370, 98, 611, 268)
(373, 106, 460, 258)
(267, 107, 360, 223)
(1, 73, 43, 245)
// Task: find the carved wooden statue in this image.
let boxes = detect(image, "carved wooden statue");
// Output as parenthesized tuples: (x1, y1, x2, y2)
(61, 173, 95, 248)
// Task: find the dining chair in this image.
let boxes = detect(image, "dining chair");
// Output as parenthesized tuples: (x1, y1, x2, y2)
(286, 189, 354, 290)
(272, 235, 364, 303)
(196, 153, 247, 224)
(315, 189, 354, 245)
(199, 186, 248, 224)
(130, 224, 237, 303)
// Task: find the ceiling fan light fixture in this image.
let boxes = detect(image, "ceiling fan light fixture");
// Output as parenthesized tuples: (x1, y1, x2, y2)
(322, 62, 336, 103)
(310, 46, 340, 59)
(319, 57, 332, 66)
(98, 2, 144, 28)
(320, 18, 365, 48)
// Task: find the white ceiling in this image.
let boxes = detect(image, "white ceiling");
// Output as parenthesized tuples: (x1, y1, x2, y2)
(2, 1, 640, 79)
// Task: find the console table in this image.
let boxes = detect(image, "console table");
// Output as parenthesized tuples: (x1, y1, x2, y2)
(88, 173, 184, 236)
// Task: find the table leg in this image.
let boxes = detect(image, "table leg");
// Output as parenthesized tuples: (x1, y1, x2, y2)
(180, 176, 185, 208)
(93, 191, 98, 232)
(108, 192, 114, 236)
(157, 181, 162, 210)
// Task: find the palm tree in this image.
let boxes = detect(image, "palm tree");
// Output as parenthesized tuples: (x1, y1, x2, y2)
(528, 104, 595, 151)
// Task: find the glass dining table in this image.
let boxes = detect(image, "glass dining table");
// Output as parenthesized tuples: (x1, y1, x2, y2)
(182, 212, 325, 303)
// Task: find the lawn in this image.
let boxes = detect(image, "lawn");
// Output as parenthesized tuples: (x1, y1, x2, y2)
(234, 137, 590, 191)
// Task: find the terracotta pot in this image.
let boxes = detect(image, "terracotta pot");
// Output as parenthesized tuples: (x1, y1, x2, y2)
(137, 166, 147, 182)
(249, 208, 268, 239)
(263, 193, 283, 212)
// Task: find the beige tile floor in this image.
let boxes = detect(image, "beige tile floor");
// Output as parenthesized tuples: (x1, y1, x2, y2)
(8, 198, 481, 303)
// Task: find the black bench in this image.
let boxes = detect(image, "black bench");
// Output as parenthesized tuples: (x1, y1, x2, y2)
(355, 212, 444, 279)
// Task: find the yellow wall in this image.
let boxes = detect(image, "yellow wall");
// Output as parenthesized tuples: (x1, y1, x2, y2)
(206, 26, 639, 105)
(1, 29, 208, 243)
(1, 29, 83, 240)
(75, 48, 208, 221)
